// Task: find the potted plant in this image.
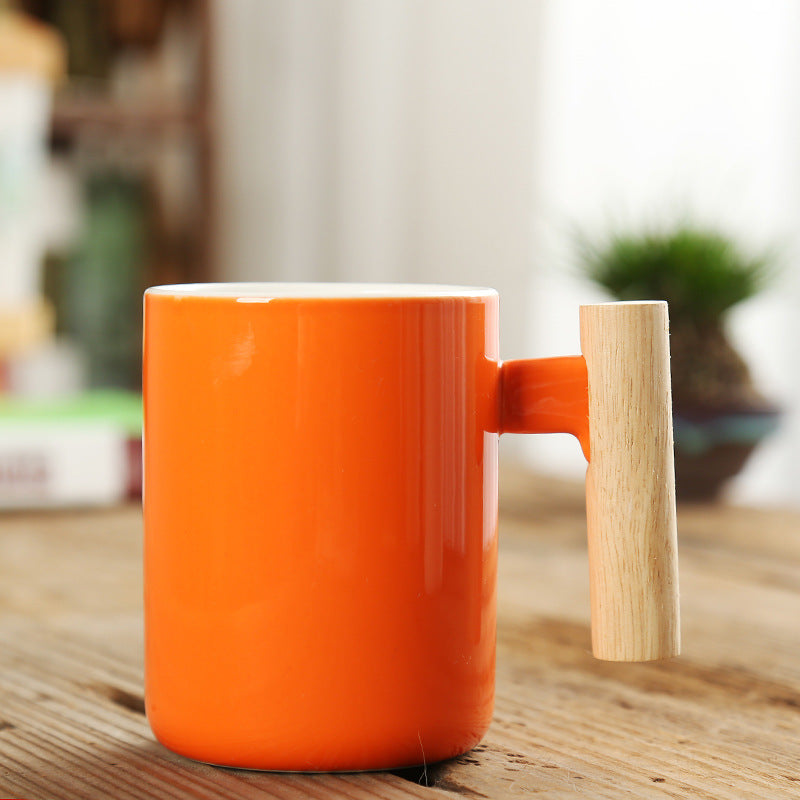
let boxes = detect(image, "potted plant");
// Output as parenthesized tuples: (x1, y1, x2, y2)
(577, 225, 780, 501)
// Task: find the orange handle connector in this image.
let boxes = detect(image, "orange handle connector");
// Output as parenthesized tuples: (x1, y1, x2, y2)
(500, 356, 590, 461)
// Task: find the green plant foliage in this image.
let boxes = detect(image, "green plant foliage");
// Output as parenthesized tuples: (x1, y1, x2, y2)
(577, 226, 774, 323)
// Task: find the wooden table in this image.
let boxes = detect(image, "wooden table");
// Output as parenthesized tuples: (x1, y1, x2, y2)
(1, 470, 799, 799)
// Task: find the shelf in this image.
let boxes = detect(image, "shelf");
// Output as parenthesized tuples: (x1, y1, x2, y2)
(52, 95, 203, 136)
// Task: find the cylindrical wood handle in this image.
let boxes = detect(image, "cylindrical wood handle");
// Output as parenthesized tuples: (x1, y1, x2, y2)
(580, 301, 680, 661)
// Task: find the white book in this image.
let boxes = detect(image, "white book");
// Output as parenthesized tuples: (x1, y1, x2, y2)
(0, 422, 130, 508)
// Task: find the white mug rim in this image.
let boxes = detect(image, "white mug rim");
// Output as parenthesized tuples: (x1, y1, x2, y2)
(145, 282, 497, 301)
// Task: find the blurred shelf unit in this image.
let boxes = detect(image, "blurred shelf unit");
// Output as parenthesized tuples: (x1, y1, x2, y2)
(10, 0, 215, 392)
(22, 0, 216, 288)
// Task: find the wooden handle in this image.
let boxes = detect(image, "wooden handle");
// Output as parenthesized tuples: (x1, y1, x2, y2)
(580, 302, 680, 661)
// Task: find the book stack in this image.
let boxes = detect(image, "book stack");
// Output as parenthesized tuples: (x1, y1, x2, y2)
(0, 390, 141, 509)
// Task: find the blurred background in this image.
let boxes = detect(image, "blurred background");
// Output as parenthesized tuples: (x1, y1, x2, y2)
(1, 0, 798, 509)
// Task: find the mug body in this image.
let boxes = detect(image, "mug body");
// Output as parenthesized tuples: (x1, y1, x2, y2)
(143, 283, 500, 770)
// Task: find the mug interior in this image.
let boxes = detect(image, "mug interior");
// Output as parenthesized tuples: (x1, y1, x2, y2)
(145, 282, 497, 300)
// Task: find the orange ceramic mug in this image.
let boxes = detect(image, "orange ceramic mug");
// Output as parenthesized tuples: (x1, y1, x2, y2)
(144, 283, 679, 771)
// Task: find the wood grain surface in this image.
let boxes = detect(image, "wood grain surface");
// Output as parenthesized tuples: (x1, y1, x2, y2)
(580, 302, 680, 661)
(1, 468, 799, 798)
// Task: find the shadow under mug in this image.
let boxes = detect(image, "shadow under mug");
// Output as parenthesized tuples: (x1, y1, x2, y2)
(143, 283, 679, 771)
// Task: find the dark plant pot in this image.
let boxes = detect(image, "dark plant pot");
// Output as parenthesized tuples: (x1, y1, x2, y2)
(673, 408, 780, 502)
